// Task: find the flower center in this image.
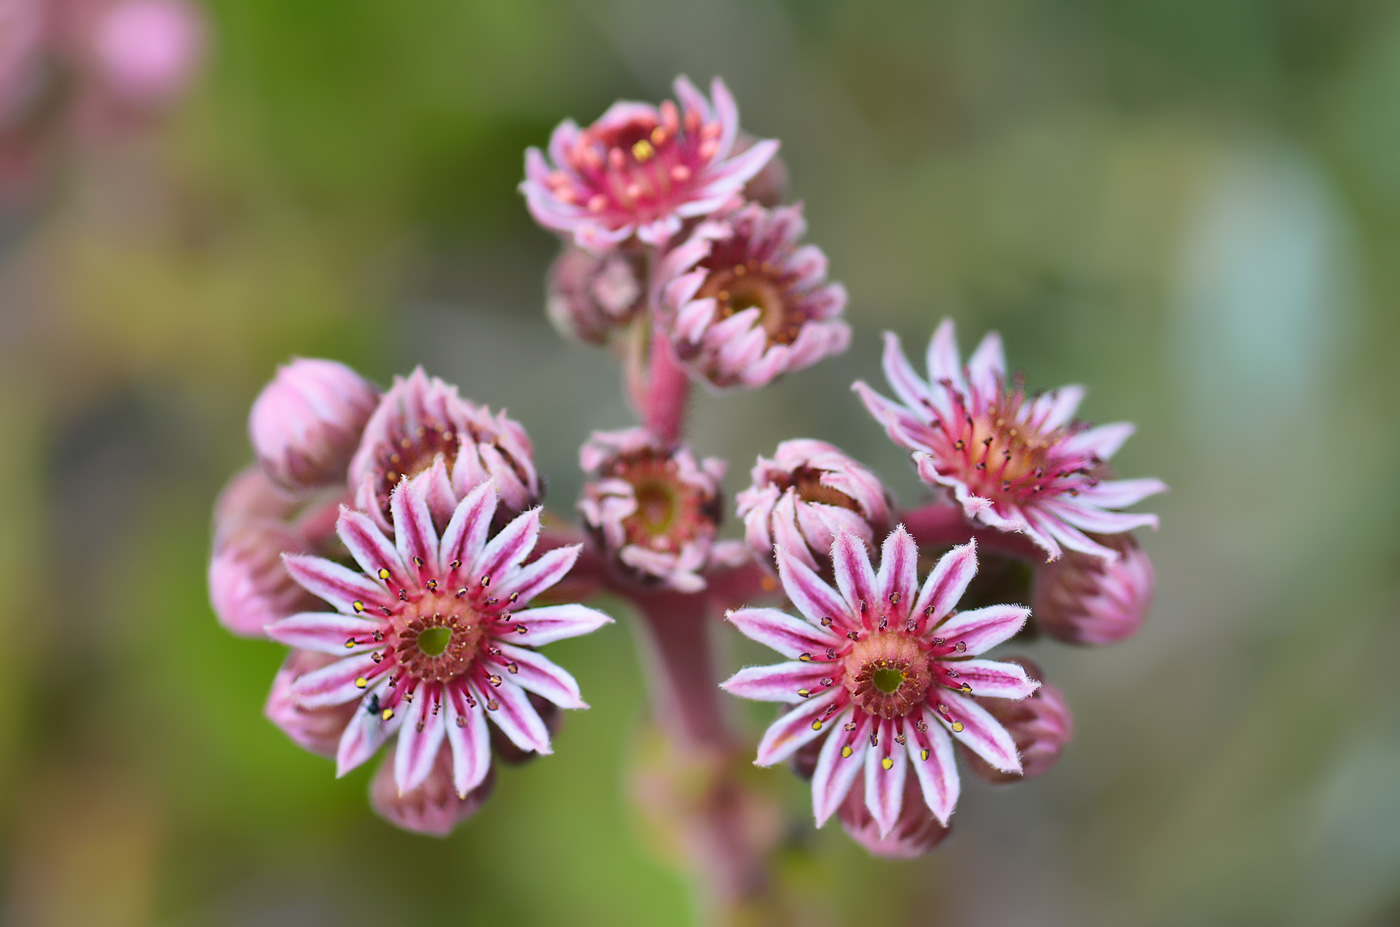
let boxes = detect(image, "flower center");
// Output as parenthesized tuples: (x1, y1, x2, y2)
(785, 465, 859, 511)
(697, 260, 803, 346)
(392, 592, 484, 684)
(374, 419, 461, 519)
(612, 451, 712, 553)
(844, 632, 932, 720)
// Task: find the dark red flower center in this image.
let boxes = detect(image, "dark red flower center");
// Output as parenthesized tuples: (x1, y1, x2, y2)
(696, 257, 804, 347)
(844, 632, 932, 720)
(389, 592, 485, 684)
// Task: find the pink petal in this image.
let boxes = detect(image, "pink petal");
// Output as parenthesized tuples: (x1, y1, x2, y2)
(390, 480, 439, 582)
(338, 507, 412, 592)
(1074, 477, 1167, 509)
(509, 603, 613, 647)
(944, 659, 1040, 699)
(726, 607, 843, 661)
(937, 691, 1021, 774)
(1061, 422, 1134, 460)
(721, 661, 830, 704)
(906, 714, 959, 825)
(479, 678, 552, 755)
(395, 684, 447, 793)
(473, 507, 541, 581)
(776, 545, 858, 633)
(336, 696, 398, 777)
(437, 479, 498, 577)
(283, 554, 390, 614)
(491, 643, 585, 710)
(875, 526, 918, 622)
(492, 545, 580, 605)
(879, 332, 936, 412)
(864, 719, 907, 838)
(925, 318, 965, 391)
(266, 612, 382, 655)
(754, 686, 845, 766)
(965, 331, 1005, 397)
(1045, 501, 1158, 535)
(1027, 385, 1085, 431)
(290, 652, 381, 709)
(831, 532, 878, 620)
(811, 707, 868, 826)
(445, 684, 491, 797)
(911, 540, 977, 635)
(932, 604, 1030, 655)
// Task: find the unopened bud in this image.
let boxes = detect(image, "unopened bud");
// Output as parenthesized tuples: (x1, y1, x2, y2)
(249, 358, 379, 493)
(369, 749, 496, 837)
(1034, 533, 1154, 645)
(838, 772, 950, 858)
(545, 244, 645, 346)
(962, 658, 1073, 784)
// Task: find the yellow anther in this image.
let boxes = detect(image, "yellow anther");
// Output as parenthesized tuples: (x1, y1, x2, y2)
(352, 600, 364, 613)
(920, 749, 931, 761)
(951, 721, 964, 733)
(377, 568, 391, 580)
(841, 746, 853, 758)
(355, 677, 368, 688)
(381, 708, 394, 721)
(811, 718, 823, 731)
(631, 139, 655, 162)
(797, 688, 810, 698)
(881, 757, 894, 770)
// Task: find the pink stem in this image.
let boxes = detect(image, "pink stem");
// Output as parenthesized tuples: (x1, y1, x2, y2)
(900, 501, 1046, 561)
(641, 330, 691, 445)
(635, 592, 729, 748)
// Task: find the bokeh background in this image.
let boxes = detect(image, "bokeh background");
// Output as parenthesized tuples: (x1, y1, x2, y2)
(3, 0, 1400, 924)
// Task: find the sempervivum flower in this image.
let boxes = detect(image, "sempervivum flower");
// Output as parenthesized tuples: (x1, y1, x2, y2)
(87, 0, 205, 108)
(838, 771, 950, 858)
(658, 203, 849, 390)
(249, 358, 381, 493)
(854, 319, 1166, 562)
(737, 439, 891, 576)
(545, 243, 646, 347)
(209, 517, 321, 638)
(1033, 532, 1154, 644)
(348, 368, 540, 531)
(369, 748, 496, 837)
(266, 478, 612, 798)
(960, 659, 1072, 784)
(722, 529, 1037, 832)
(521, 76, 778, 251)
(579, 427, 745, 593)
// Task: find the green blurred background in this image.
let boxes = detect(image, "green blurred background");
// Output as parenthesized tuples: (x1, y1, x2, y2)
(3, 0, 1399, 924)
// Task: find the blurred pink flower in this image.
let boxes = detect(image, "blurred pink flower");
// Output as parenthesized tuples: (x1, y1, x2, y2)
(1033, 532, 1155, 644)
(248, 358, 380, 493)
(369, 748, 496, 837)
(736, 439, 890, 576)
(266, 478, 611, 798)
(209, 517, 320, 638)
(0, 0, 44, 127)
(838, 770, 950, 858)
(545, 243, 646, 346)
(348, 368, 540, 532)
(658, 202, 849, 390)
(88, 0, 204, 107)
(722, 530, 1037, 832)
(265, 649, 360, 758)
(855, 318, 1165, 562)
(522, 76, 778, 251)
(961, 658, 1073, 783)
(578, 427, 744, 592)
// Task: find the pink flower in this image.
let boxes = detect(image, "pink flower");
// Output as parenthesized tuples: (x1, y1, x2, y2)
(209, 517, 321, 638)
(854, 319, 1166, 562)
(265, 649, 359, 758)
(88, 0, 205, 107)
(545, 243, 646, 346)
(579, 427, 744, 592)
(658, 203, 849, 390)
(348, 368, 540, 532)
(837, 771, 950, 858)
(960, 658, 1073, 784)
(266, 478, 612, 798)
(722, 529, 1038, 832)
(249, 358, 380, 493)
(521, 76, 778, 251)
(736, 439, 891, 576)
(731, 132, 788, 208)
(369, 748, 496, 837)
(1033, 532, 1154, 644)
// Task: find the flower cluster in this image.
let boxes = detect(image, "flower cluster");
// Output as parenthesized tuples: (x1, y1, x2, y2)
(212, 75, 1164, 875)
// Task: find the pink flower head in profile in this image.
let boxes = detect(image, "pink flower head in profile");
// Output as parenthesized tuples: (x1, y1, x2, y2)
(348, 368, 540, 532)
(522, 76, 778, 251)
(1033, 532, 1155, 644)
(249, 358, 380, 493)
(88, 0, 205, 107)
(369, 748, 496, 837)
(659, 203, 849, 390)
(266, 478, 612, 799)
(854, 319, 1166, 562)
(722, 529, 1037, 832)
(209, 517, 320, 638)
(736, 439, 890, 576)
(545, 243, 646, 347)
(579, 427, 744, 593)
(838, 771, 950, 858)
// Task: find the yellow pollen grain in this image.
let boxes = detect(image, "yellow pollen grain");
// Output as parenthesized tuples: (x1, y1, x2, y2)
(881, 757, 894, 770)
(811, 719, 823, 731)
(920, 749, 931, 761)
(841, 746, 853, 758)
(951, 721, 964, 733)
(354, 677, 368, 688)
(352, 600, 364, 613)
(381, 708, 394, 720)
(378, 568, 391, 580)
(631, 139, 655, 162)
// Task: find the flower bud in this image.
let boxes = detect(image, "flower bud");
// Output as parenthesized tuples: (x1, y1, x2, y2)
(249, 358, 379, 493)
(1033, 532, 1154, 645)
(369, 749, 496, 837)
(264, 650, 359, 758)
(579, 427, 745, 592)
(545, 244, 645, 346)
(736, 439, 891, 576)
(208, 518, 318, 638)
(211, 466, 301, 545)
(89, 0, 205, 107)
(961, 658, 1073, 784)
(838, 772, 950, 858)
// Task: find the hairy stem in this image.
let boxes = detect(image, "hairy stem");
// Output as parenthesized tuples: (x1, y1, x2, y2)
(642, 330, 691, 445)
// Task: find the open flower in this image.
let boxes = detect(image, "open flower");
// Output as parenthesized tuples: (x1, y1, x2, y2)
(579, 427, 744, 592)
(521, 76, 778, 251)
(854, 319, 1165, 562)
(266, 478, 612, 799)
(348, 368, 540, 531)
(658, 203, 849, 390)
(737, 439, 890, 576)
(722, 529, 1038, 832)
